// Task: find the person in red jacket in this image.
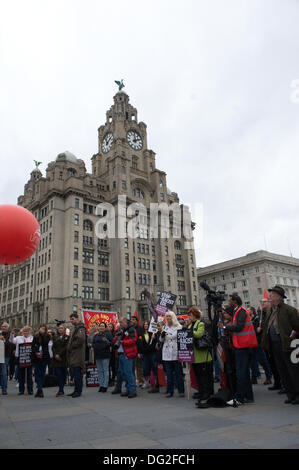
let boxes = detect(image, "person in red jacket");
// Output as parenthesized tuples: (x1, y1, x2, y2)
(113, 317, 138, 399)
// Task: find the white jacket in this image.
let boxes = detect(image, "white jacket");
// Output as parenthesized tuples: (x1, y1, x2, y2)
(10, 334, 33, 358)
(160, 324, 182, 361)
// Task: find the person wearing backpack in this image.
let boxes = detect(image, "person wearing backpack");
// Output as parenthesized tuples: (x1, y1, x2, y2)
(187, 307, 214, 409)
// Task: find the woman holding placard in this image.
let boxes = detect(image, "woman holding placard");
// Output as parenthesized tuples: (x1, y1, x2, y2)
(159, 311, 185, 398)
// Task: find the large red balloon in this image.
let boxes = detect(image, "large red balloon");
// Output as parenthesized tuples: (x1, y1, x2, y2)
(0, 205, 40, 265)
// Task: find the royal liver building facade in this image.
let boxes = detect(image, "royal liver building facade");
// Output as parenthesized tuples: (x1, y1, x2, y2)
(0, 87, 199, 328)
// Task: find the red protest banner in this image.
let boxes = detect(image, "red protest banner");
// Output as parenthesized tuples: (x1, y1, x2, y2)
(82, 310, 119, 335)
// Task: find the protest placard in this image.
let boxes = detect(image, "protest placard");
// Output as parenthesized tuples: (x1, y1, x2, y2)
(177, 328, 194, 363)
(86, 364, 99, 387)
(155, 291, 177, 316)
(19, 343, 32, 368)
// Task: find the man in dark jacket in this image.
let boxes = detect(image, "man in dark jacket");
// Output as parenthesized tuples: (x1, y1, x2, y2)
(67, 313, 86, 398)
(259, 297, 283, 391)
(262, 286, 299, 405)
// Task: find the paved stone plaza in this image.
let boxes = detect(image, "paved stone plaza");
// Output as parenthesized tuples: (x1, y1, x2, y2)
(0, 378, 299, 449)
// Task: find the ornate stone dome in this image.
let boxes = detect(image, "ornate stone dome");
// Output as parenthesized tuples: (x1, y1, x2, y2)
(56, 151, 78, 163)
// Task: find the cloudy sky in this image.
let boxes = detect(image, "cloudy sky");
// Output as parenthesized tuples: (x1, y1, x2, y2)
(1, 0, 299, 267)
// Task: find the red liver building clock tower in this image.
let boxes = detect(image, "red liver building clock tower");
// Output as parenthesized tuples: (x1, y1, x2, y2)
(91, 82, 199, 319)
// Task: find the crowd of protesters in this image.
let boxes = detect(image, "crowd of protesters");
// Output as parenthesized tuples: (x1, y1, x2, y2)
(0, 284, 298, 408)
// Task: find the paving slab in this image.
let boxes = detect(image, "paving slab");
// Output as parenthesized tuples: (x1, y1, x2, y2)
(0, 380, 299, 449)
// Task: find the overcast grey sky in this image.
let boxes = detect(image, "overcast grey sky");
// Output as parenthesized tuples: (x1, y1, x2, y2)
(1, 0, 299, 267)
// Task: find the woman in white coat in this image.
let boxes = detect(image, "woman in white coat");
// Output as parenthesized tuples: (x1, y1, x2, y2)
(160, 311, 185, 398)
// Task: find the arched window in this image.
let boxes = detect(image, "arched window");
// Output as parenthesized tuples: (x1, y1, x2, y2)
(83, 220, 93, 232)
(174, 241, 181, 250)
(67, 168, 76, 176)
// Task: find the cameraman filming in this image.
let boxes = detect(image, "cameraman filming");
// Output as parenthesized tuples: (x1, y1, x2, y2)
(112, 318, 138, 399)
(218, 293, 257, 405)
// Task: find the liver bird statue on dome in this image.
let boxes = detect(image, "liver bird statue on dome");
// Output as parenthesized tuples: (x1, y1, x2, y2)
(33, 160, 42, 170)
(115, 79, 125, 91)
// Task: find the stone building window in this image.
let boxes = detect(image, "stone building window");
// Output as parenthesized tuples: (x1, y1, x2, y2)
(82, 286, 94, 299)
(98, 271, 109, 283)
(83, 250, 94, 264)
(98, 253, 109, 266)
(73, 284, 78, 297)
(98, 288, 109, 301)
(74, 214, 79, 225)
(83, 220, 93, 231)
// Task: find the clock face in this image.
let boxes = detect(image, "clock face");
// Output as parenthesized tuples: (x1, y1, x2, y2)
(127, 130, 143, 151)
(102, 132, 114, 154)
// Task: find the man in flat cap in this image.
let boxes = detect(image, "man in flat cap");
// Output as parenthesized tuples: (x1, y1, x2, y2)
(262, 286, 299, 404)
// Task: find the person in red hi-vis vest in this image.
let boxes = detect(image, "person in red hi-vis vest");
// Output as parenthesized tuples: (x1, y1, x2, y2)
(218, 293, 257, 405)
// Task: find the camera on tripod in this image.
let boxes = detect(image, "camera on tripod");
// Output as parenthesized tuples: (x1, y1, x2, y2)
(200, 282, 226, 308)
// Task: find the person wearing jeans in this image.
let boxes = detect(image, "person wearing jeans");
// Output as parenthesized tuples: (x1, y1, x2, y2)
(52, 324, 69, 397)
(159, 311, 185, 398)
(92, 323, 113, 393)
(113, 317, 138, 398)
(118, 353, 136, 395)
